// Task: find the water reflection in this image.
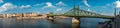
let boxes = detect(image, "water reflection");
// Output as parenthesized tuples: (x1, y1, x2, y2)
(80, 18, 111, 28)
(72, 23, 80, 28)
(0, 18, 72, 28)
(0, 18, 111, 28)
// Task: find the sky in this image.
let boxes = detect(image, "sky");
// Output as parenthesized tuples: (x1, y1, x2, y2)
(0, 0, 119, 16)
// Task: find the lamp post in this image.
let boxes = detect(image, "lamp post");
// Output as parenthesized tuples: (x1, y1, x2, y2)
(119, 11, 120, 15)
(113, 8, 116, 28)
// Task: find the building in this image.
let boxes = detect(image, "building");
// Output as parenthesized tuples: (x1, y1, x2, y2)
(23, 12, 38, 17)
(15, 13, 23, 17)
(0, 12, 39, 18)
(0, 14, 3, 18)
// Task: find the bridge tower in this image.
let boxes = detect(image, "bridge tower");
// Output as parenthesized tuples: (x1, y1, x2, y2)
(72, 5, 81, 28)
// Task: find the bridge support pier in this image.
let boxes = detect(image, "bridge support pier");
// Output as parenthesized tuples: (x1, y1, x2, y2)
(72, 17, 80, 24)
(47, 16, 54, 21)
(72, 17, 80, 28)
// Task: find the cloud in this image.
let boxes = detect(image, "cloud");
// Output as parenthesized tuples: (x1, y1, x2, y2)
(0, 0, 3, 3)
(0, 3, 17, 12)
(114, 0, 120, 8)
(106, 4, 111, 6)
(0, 2, 32, 12)
(42, 2, 56, 10)
(34, 3, 44, 6)
(56, 1, 67, 6)
(56, 8, 62, 11)
(83, 0, 91, 11)
(87, 8, 90, 11)
(83, 0, 90, 7)
(19, 5, 31, 9)
(101, 4, 110, 9)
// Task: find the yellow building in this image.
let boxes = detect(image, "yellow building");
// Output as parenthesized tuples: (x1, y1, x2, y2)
(16, 13, 22, 17)
(23, 12, 38, 17)
(0, 14, 3, 18)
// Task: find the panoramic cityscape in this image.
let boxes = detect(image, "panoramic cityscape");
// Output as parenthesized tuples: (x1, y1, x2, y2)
(0, 0, 120, 28)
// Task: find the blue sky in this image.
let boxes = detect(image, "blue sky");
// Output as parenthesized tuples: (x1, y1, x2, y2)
(0, 0, 119, 16)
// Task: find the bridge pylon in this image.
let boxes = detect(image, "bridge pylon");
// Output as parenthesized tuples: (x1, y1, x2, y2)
(47, 16, 54, 21)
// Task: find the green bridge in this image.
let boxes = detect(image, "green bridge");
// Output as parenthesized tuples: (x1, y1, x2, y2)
(47, 6, 114, 19)
(46, 5, 114, 28)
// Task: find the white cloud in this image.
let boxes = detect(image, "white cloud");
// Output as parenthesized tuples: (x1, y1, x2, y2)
(42, 2, 56, 10)
(106, 4, 111, 6)
(56, 1, 67, 6)
(0, 3, 32, 12)
(101, 4, 111, 9)
(0, 2, 32, 12)
(83, 0, 91, 11)
(0, 0, 3, 3)
(87, 8, 90, 11)
(19, 5, 31, 9)
(0, 3, 17, 12)
(56, 8, 62, 11)
(83, 0, 90, 7)
(34, 3, 44, 6)
(114, 1, 120, 8)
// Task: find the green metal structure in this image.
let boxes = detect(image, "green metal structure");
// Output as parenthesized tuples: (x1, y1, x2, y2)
(48, 6, 113, 19)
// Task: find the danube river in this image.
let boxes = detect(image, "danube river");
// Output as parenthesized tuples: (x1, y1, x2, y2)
(0, 18, 110, 28)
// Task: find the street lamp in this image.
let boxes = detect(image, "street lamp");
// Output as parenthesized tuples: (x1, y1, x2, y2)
(113, 8, 116, 28)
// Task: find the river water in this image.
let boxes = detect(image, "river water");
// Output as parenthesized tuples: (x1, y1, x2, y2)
(0, 18, 110, 28)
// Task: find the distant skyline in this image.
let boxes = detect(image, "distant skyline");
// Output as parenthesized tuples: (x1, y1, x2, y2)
(0, 0, 119, 16)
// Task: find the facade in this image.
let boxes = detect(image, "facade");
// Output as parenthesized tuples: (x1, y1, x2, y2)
(0, 12, 38, 18)
(23, 12, 38, 17)
(0, 14, 3, 18)
(16, 13, 22, 17)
